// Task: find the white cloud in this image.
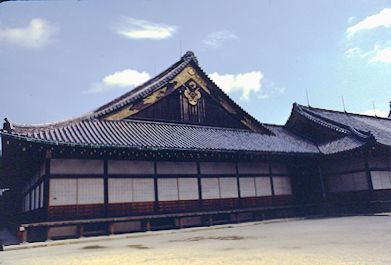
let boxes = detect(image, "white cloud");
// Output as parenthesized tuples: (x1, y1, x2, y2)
(115, 17, 177, 40)
(370, 46, 391, 63)
(203, 30, 238, 48)
(86, 69, 150, 94)
(0, 18, 57, 48)
(362, 109, 389, 118)
(346, 8, 391, 39)
(209, 71, 263, 100)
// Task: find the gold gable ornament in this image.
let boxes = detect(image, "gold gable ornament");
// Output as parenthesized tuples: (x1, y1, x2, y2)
(184, 81, 202, 106)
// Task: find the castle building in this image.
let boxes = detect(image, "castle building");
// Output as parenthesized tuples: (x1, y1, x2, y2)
(2, 51, 391, 242)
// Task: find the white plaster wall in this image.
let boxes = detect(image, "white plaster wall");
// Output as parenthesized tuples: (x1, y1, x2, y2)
(51, 159, 104, 175)
(201, 178, 220, 199)
(239, 177, 256, 197)
(238, 162, 269, 174)
(77, 178, 104, 204)
(158, 178, 179, 201)
(178, 178, 199, 200)
(255, 177, 272, 196)
(273, 177, 292, 195)
(108, 160, 154, 175)
(133, 178, 155, 202)
(219, 177, 238, 198)
(49, 179, 77, 206)
(108, 178, 133, 203)
(156, 162, 197, 175)
(200, 162, 236, 175)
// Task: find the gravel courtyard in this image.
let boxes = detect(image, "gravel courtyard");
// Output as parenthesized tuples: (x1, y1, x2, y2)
(1, 215, 391, 265)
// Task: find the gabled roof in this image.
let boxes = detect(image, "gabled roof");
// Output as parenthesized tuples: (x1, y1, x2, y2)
(2, 52, 322, 155)
(286, 103, 391, 154)
(90, 51, 271, 134)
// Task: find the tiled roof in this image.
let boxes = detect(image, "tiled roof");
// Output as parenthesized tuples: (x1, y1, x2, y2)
(2, 119, 318, 154)
(291, 104, 391, 154)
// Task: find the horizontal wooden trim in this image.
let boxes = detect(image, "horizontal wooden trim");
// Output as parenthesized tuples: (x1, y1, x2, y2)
(50, 174, 104, 179)
(323, 169, 367, 176)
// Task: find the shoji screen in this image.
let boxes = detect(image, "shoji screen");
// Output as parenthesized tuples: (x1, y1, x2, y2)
(239, 178, 256, 197)
(133, 178, 155, 202)
(273, 177, 292, 195)
(219, 177, 238, 198)
(108, 178, 133, 203)
(178, 178, 199, 200)
(255, 177, 272, 196)
(201, 178, 220, 199)
(49, 179, 77, 206)
(158, 178, 179, 201)
(77, 179, 104, 204)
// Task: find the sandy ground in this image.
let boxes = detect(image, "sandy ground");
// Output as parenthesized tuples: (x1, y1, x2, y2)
(1, 216, 391, 265)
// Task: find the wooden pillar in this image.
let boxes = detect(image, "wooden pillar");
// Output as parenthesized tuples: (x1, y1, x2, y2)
(364, 152, 374, 191)
(103, 160, 109, 217)
(235, 162, 242, 208)
(153, 160, 159, 212)
(268, 160, 275, 204)
(43, 151, 51, 221)
(196, 161, 203, 210)
(317, 160, 327, 201)
(78, 224, 84, 238)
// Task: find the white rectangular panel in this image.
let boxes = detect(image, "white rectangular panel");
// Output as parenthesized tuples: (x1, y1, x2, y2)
(200, 162, 236, 175)
(77, 178, 104, 204)
(108, 160, 154, 175)
(49, 179, 77, 206)
(157, 162, 197, 175)
(51, 159, 103, 175)
(133, 178, 155, 202)
(178, 178, 199, 200)
(219, 177, 238, 198)
(108, 178, 133, 203)
(239, 177, 256, 197)
(255, 177, 272, 196)
(201, 178, 220, 199)
(158, 178, 179, 201)
(273, 176, 292, 195)
(238, 162, 269, 174)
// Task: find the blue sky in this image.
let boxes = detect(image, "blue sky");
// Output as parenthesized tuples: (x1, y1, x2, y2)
(0, 0, 390, 126)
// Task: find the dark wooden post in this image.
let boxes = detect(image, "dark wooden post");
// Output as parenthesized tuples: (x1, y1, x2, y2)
(235, 162, 242, 208)
(153, 160, 159, 212)
(103, 159, 109, 217)
(317, 160, 327, 202)
(268, 160, 275, 204)
(43, 150, 51, 221)
(196, 161, 203, 210)
(364, 152, 374, 191)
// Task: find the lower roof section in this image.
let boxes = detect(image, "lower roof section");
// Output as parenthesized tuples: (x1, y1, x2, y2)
(1, 119, 319, 155)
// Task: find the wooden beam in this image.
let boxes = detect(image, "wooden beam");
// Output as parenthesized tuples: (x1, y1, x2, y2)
(268, 161, 275, 203)
(196, 161, 203, 210)
(153, 160, 159, 212)
(235, 162, 242, 208)
(103, 159, 109, 217)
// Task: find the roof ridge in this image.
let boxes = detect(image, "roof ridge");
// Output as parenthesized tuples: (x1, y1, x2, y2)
(297, 103, 391, 121)
(92, 51, 198, 118)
